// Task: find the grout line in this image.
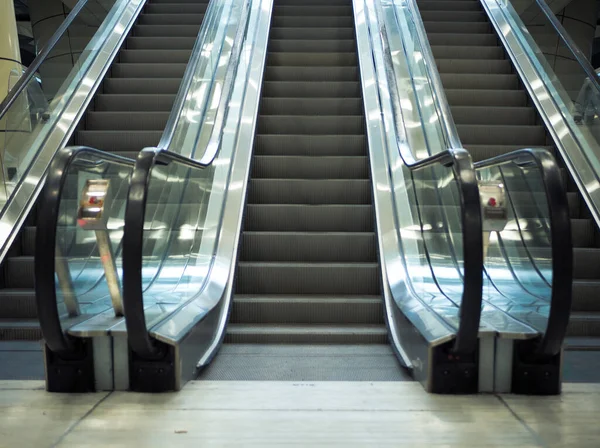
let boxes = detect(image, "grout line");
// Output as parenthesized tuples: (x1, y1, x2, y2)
(51, 391, 113, 448)
(495, 394, 548, 448)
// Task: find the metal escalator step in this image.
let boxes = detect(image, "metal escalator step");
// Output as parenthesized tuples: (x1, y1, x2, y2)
(240, 232, 376, 262)
(145, 3, 208, 14)
(572, 248, 600, 280)
(244, 204, 374, 232)
(138, 13, 204, 25)
(255, 135, 366, 156)
(119, 49, 192, 64)
(261, 98, 361, 115)
(441, 73, 519, 90)
(445, 89, 528, 107)
(132, 24, 200, 37)
(571, 219, 595, 248)
(111, 63, 187, 78)
(86, 111, 169, 131)
(427, 33, 497, 46)
(269, 39, 355, 53)
(95, 94, 176, 112)
(0, 290, 37, 318)
(436, 58, 512, 74)
(257, 115, 364, 135)
(248, 179, 371, 204)
(568, 312, 600, 337)
(450, 106, 536, 126)
(457, 124, 546, 145)
(572, 280, 600, 311)
(251, 155, 369, 179)
(76, 130, 163, 152)
(269, 27, 354, 40)
(267, 52, 356, 67)
(431, 45, 504, 60)
(21, 227, 36, 256)
(273, 6, 353, 16)
(271, 16, 354, 28)
(416, 1, 481, 11)
(236, 262, 380, 295)
(225, 323, 387, 344)
(231, 295, 383, 324)
(5, 257, 34, 289)
(264, 66, 358, 82)
(423, 21, 491, 34)
(262, 81, 360, 98)
(103, 78, 182, 94)
(420, 11, 487, 21)
(125, 36, 197, 50)
(0, 319, 41, 341)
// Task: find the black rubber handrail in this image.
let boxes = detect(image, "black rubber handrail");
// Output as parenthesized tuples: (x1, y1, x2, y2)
(35, 146, 135, 356)
(475, 148, 573, 358)
(372, 0, 483, 355)
(0, 0, 90, 121)
(122, 149, 208, 359)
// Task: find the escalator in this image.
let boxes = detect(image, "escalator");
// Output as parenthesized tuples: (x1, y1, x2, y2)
(202, 0, 403, 379)
(0, 0, 209, 341)
(415, 0, 599, 344)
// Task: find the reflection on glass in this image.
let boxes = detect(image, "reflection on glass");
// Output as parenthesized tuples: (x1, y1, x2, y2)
(0, 0, 122, 208)
(54, 150, 132, 330)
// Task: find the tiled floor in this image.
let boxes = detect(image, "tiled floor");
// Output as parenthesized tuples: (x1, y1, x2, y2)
(1, 381, 600, 447)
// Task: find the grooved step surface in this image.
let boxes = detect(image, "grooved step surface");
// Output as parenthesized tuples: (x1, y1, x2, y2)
(232, 0, 386, 346)
(417, 0, 600, 337)
(0, 0, 209, 339)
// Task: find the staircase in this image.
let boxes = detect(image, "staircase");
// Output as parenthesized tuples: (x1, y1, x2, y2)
(0, 0, 209, 340)
(416, 0, 600, 346)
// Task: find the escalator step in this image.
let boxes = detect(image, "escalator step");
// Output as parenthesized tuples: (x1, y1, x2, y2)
(244, 204, 374, 232)
(431, 45, 504, 59)
(260, 97, 362, 114)
(95, 94, 176, 112)
(236, 262, 380, 295)
(4, 257, 34, 289)
(267, 52, 357, 66)
(417, 1, 481, 11)
(440, 73, 519, 90)
(420, 11, 488, 21)
(103, 78, 182, 94)
(145, 3, 208, 14)
(436, 58, 512, 74)
(0, 291, 37, 318)
(262, 81, 360, 98)
(450, 106, 536, 126)
(111, 63, 187, 78)
(427, 33, 497, 46)
(444, 89, 528, 107)
(269, 39, 355, 52)
(269, 27, 354, 40)
(254, 135, 366, 156)
(132, 24, 200, 37)
(231, 295, 383, 325)
(138, 14, 205, 25)
(271, 16, 354, 28)
(119, 49, 193, 64)
(225, 323, 388, 344)
(86, 111, 169, 131)
(423, 21, 491, 34)
(76, 130, 163, 152)
(264, 66, 359, 82)
(126, 37, 197, 50)
(251, 155, 369, 179)
(273, 6, 353, 16)
(257, 115, 364, 135)
(240, 232, 376, 262)
(456, 124, 546, 145)
(247, 179, 371, 204)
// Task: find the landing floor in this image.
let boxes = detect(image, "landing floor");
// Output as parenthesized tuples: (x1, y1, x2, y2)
(1, 380, 599, 447)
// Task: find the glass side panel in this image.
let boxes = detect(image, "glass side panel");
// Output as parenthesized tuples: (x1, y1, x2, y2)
(0, 0, 128, 206)
(380, 0, 466, 328)
(477, 155, 553, 332)
(54, 150, 133, 327)
(137, 0, 251, 327)
(483, 0, 600, 176)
